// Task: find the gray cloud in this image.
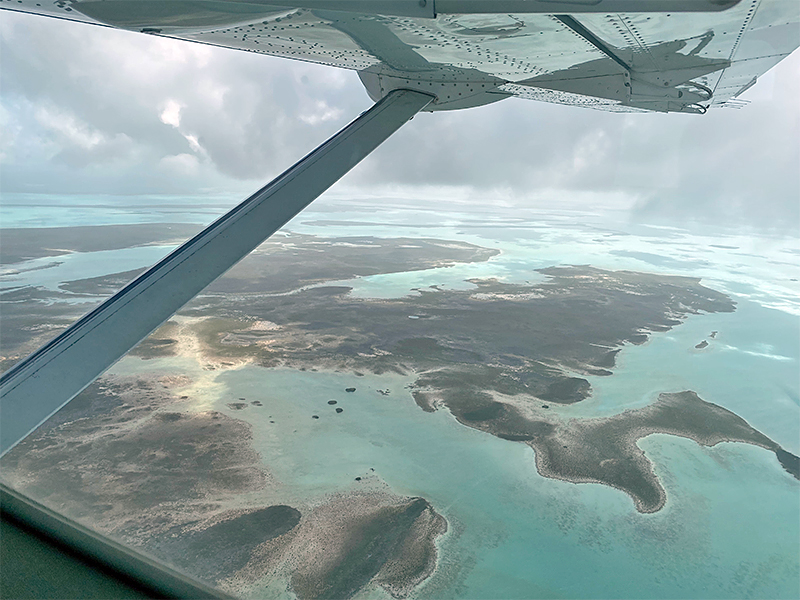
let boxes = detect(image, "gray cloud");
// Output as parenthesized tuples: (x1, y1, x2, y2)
(1, 10, 798, 233)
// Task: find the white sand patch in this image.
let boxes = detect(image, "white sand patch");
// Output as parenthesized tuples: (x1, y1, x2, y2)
(248, 320, 282, 331)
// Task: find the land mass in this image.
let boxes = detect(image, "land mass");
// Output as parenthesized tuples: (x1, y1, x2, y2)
(173, 264, 737, 407)
(2, 227, 796, 592)
(0, 223, 203, 265)
(0, 374, 445, 598)
(0, 230, 498, 372)
(486, 390, 798, 512)
(148, 261, 794, 513)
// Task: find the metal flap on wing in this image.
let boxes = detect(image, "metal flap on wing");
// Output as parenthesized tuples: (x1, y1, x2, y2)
(433, 0, 742, 14)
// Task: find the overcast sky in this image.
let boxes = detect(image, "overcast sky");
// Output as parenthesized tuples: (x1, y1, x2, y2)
(1, 10, 798, 233)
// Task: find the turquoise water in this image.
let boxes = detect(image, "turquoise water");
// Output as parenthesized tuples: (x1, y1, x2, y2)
(6, 195, 800, 598)
(160, 363, 798, 599)
(0, 193, 234, 228)
(574, 300, 800, 453)
(0, 245, 177, 292)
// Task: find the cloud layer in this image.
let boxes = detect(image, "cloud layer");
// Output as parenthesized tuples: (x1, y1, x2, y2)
(1, 10, 798, 232)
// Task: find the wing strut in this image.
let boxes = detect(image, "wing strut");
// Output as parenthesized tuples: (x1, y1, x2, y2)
(0, 89, 434, 456)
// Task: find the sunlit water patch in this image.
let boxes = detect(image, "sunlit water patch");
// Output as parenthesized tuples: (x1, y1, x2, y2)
(319, 255, 550, 299)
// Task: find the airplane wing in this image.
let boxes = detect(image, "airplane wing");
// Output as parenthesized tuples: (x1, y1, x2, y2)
(3, 0, 798, 114)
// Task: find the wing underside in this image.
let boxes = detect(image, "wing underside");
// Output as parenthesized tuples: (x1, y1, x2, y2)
(2, 0, 798, 113)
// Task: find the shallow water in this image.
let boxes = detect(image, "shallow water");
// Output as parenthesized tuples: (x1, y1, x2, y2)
(0, 244, 176, 292)
(572, 300, 800, 453)
(107, 357, 798, 599)
(7, 195, 800, 598)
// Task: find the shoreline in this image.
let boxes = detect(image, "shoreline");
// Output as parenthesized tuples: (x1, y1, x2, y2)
(522, 391, 798, 513)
